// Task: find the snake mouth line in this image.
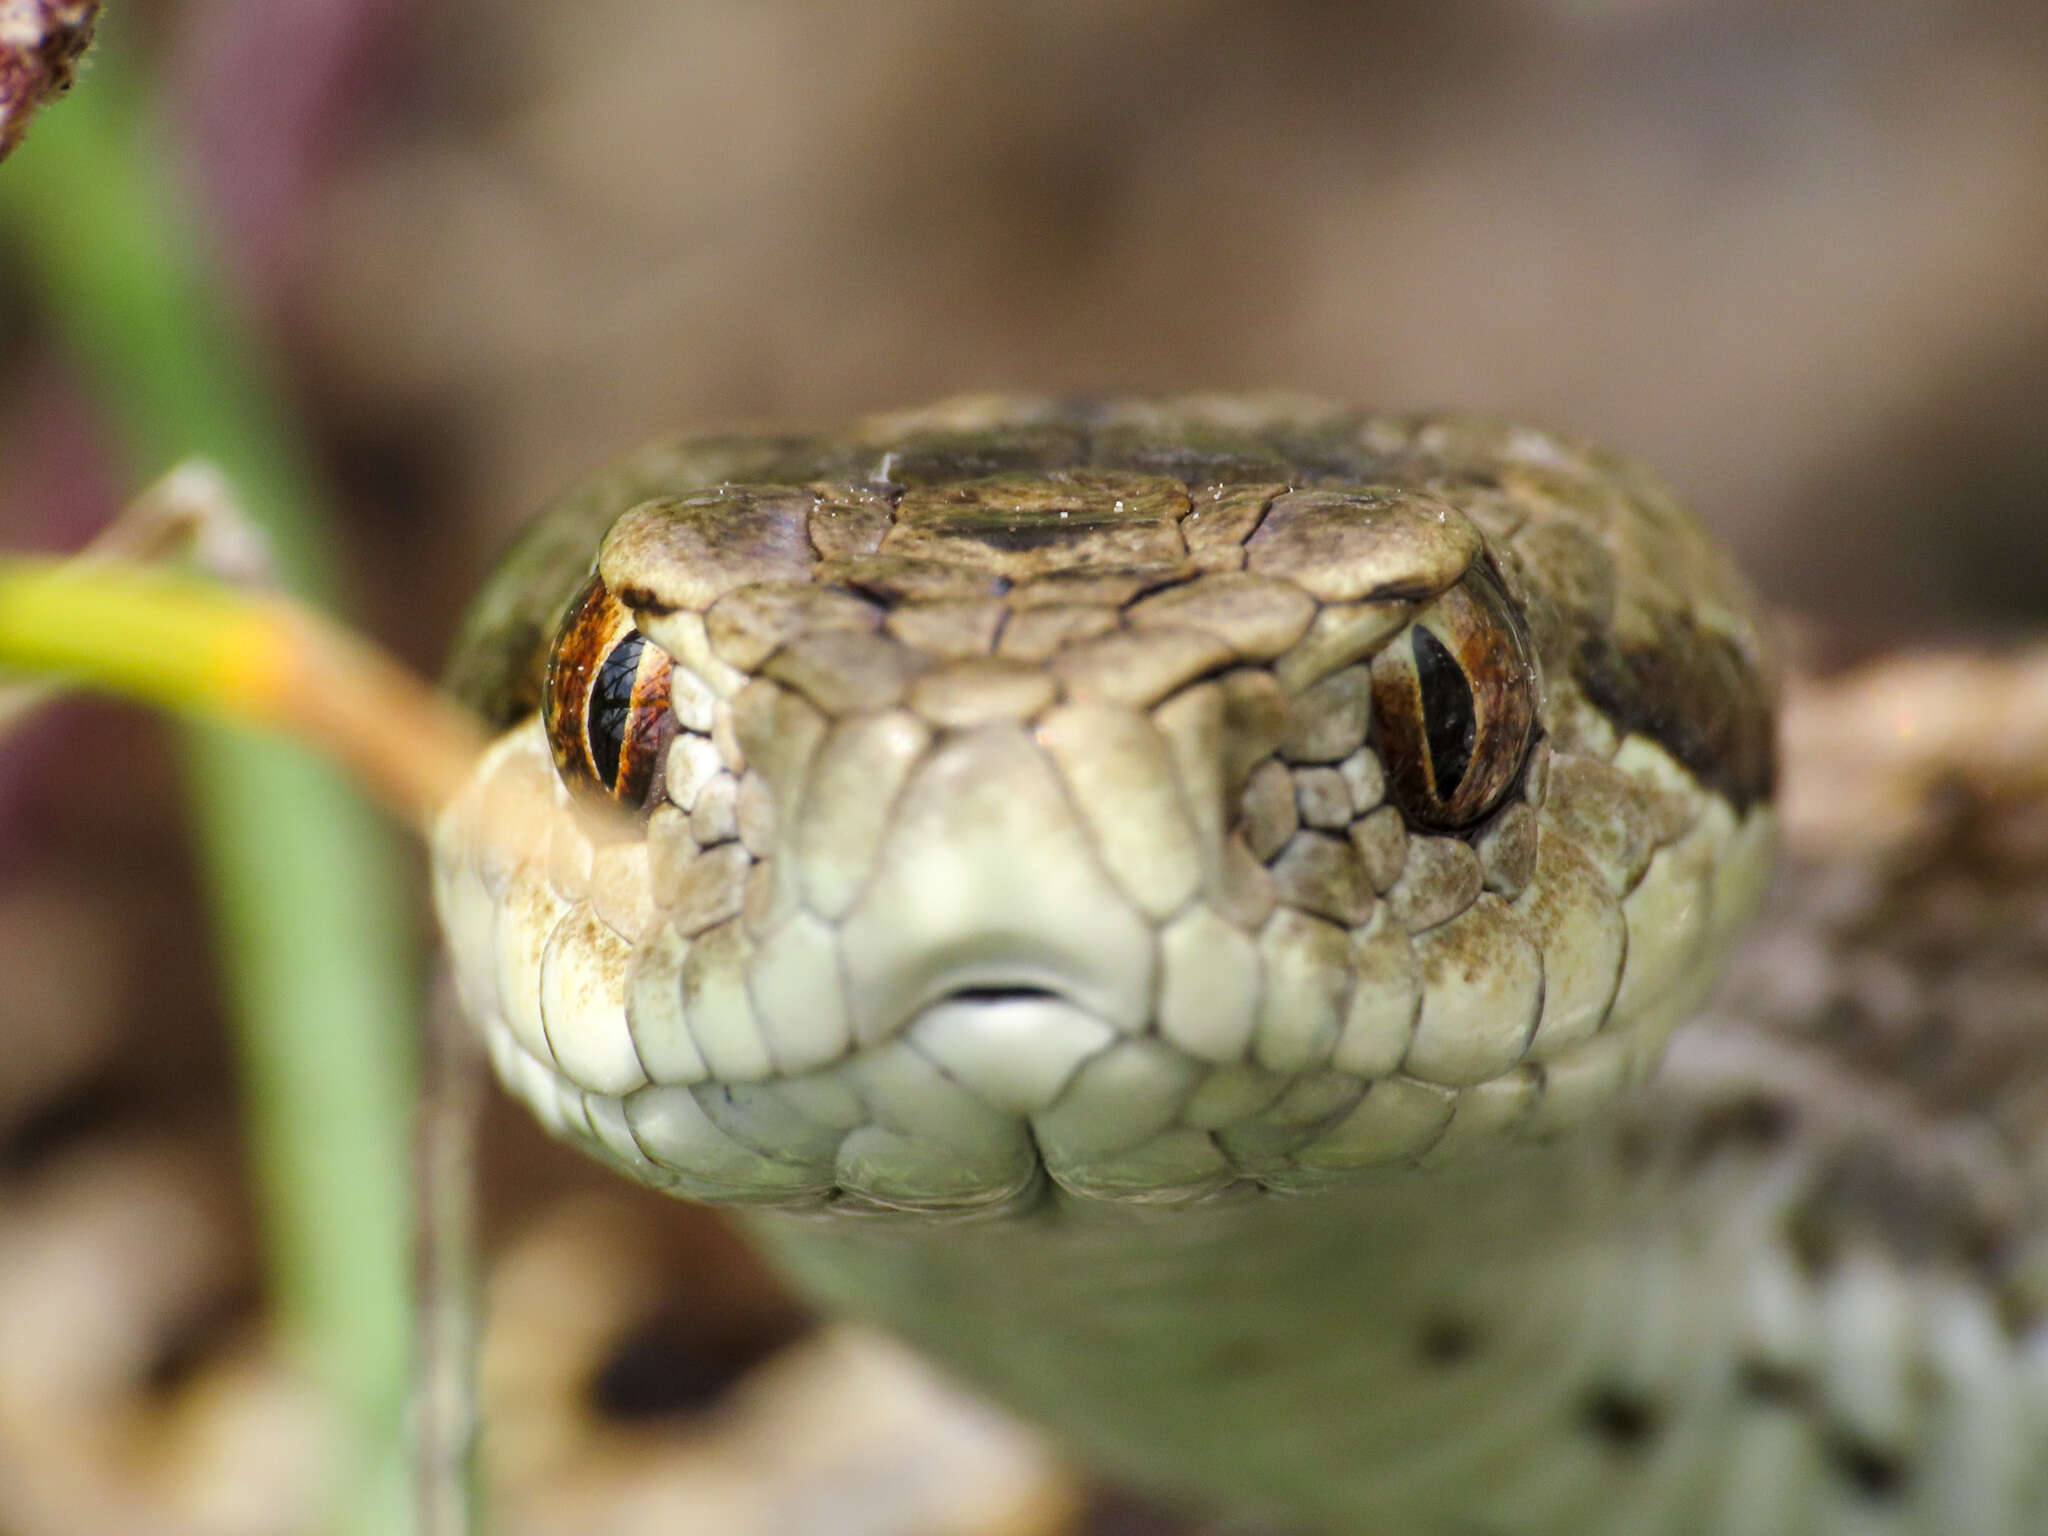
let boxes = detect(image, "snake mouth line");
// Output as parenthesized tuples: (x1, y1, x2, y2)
(901, 976, 1113, 1047)
(937, 985, 1066, 1004)
(877, 945, 1137, 1046)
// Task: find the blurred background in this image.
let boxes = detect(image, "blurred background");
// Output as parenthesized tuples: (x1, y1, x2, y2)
(1, 2, 2044, 1532)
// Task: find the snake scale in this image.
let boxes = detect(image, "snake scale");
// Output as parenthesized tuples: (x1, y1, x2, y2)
(431, 395, 2048, 1534)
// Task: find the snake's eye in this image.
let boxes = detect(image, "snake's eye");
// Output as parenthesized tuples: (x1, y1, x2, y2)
(1369, 564, 1536, 831)
(544, 575, 675, 813)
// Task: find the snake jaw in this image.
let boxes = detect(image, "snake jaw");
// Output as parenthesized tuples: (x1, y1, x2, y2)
(436, 397, 1779, 1214)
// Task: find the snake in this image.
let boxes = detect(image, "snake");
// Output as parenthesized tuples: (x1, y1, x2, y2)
(429, 394, 2048, 1534)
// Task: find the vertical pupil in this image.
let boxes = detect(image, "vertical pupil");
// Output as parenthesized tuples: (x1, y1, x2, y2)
(587, 632, 646, 790)
(1411, 626, 1476, 799)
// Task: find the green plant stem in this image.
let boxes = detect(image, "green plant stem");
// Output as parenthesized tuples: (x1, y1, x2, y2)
(0, 41, 418, 1536)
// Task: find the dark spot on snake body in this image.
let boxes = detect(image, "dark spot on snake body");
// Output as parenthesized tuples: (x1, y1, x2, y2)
(1735, 1357, 1814, 1406)
(1418, 1317, 1480, 1365)
(1995, 1283, 2043, 1343)
(1785, 1205, 1840, 1283)
(1780, 1139, 2010, 1289)
(589, 1305, 812, 1421)
(1674, 1093, 1798, 1170)
(1582, 1385, 1662, 1451)
(1827, 1434, 1911, 1500)
(1610, 1117, 1656, 1169)
(1574, 622, 1775, 811)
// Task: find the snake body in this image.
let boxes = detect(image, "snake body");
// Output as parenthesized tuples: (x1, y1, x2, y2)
(432, 397, 2048, 1532)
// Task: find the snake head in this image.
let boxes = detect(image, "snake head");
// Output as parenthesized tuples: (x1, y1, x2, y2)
(433, 398, 1778, 1213)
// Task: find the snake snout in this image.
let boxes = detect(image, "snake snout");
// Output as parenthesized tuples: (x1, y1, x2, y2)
(837, 722, 1161, 1040)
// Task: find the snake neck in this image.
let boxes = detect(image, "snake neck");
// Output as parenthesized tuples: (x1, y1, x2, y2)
(748, 1097, 2048, 1536)
(747, 1141, 1653, 1530)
